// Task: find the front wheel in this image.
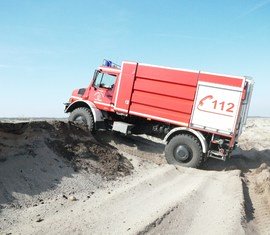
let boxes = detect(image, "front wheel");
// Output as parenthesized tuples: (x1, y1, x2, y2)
(165, 134, 203, 168)
(68, 107, 94, 132)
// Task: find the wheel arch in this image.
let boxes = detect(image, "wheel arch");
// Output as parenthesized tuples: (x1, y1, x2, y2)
(65, 100, 104, 123)
(163, 127, 208, 153)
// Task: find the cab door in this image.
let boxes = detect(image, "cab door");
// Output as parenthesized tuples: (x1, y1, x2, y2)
(88, 71, 117, 111)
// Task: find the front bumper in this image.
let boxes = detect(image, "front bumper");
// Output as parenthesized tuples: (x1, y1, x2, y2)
(64, 102, 71, 112)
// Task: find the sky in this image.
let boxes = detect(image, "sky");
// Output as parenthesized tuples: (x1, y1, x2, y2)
(0, 0, 270, 117)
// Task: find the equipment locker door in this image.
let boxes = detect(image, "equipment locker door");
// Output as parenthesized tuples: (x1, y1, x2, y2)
(190, 81, 243, 135)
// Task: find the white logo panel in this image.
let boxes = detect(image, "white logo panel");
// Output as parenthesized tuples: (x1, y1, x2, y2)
(191, 83, 242, 134)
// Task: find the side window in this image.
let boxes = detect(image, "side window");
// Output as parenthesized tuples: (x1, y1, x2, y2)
(94, 71, 103, 87)
(94, 71, 116, 89)
(101, 73, 116, 88)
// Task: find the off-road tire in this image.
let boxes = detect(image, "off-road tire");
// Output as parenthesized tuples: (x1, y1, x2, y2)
(68, 107, 94, 132)
(165, 134, 203, 168)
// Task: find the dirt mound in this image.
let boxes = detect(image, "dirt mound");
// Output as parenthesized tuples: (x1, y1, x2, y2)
(0, 121, 133, 180)
(1, 117, 270, 234)
(46, 137, 133, 179)
(252, 163, 270, 199)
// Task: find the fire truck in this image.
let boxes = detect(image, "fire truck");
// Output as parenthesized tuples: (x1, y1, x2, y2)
(65, 60, 254, 168)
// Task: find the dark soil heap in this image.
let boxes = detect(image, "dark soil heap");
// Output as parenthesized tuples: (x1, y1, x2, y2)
(0, 121, 133, 180)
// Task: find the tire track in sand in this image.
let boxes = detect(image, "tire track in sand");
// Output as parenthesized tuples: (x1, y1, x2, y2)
(7, 164, 245, 235)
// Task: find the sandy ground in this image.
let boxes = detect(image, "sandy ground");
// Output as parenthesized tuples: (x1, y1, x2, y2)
(0, 118, 270, 234)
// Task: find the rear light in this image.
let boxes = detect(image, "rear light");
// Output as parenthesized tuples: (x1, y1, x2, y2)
(242, 88, 247, 100)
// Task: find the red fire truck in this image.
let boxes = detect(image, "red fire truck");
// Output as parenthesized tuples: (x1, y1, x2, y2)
(65, 60, 254, 168)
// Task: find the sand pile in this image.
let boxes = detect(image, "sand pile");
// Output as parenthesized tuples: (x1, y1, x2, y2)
(252, 163, 270, 197)
(238, 118, 270, 151)
(0, 117, 270, 234)
(0, 121, 133, 185)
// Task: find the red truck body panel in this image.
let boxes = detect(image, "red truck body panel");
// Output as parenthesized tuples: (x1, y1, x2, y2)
(113, 62, 137, 113)
(198, 72, 244, 88)
(114, 63, 201, 126)
(112, 62, 246, 133)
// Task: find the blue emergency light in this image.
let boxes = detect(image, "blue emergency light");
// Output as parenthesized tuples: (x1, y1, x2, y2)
(103, 59, 112, 67)
(103, 59, 121, 68)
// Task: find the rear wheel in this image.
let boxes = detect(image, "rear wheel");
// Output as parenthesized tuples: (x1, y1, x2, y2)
(68, 107, 94, 132)
(165, 134, 203, 168)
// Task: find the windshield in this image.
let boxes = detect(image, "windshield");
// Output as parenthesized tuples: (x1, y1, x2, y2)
(94, 71, 116, 89)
